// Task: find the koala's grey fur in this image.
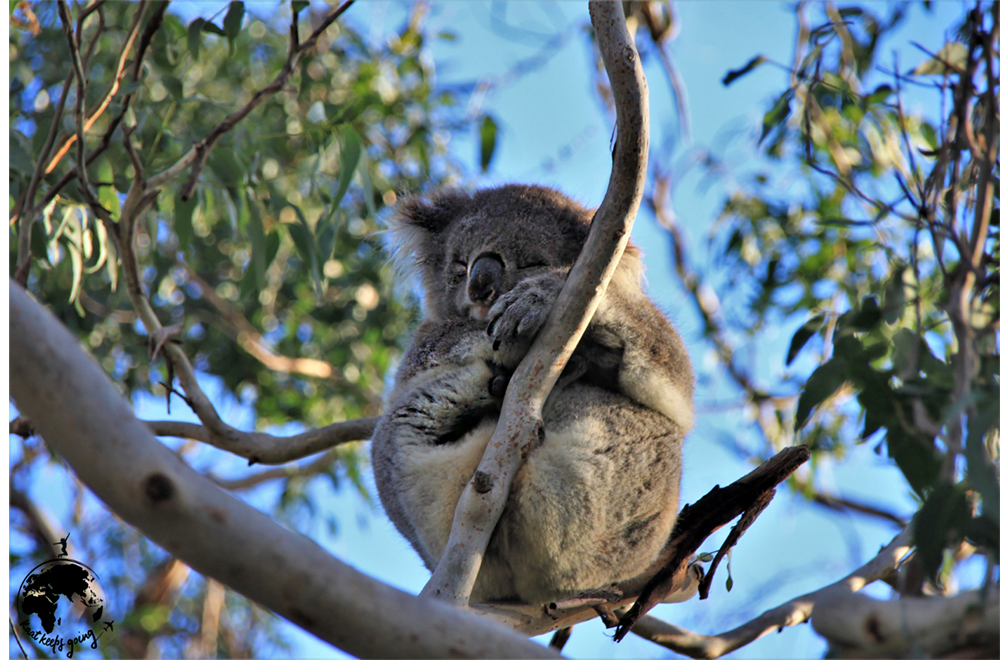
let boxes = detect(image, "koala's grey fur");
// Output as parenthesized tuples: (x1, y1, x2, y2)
(371, 184, 694, 604)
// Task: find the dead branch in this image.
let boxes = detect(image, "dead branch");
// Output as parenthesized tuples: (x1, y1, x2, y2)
(9, 281, 558, 659)
(615, 445, 811, 639)
(628, 524, 915, 658)
(461, 448, 803, 638)
(420, 0, 650, 606)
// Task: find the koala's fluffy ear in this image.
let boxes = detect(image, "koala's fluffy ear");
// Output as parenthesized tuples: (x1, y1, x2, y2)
(386, 190, 472, 318)
(396, 190, 472, 233)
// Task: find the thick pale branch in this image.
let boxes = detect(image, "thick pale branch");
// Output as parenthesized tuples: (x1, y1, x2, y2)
(9, 281, 557, 659)
(147, 417, 377, 465)
(420, 0, 649, 606)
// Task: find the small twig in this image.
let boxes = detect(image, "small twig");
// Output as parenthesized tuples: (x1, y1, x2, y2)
(810, 490, 907, 527)
(209, 449, 340, 490)
(699, 489, 774, 600)
(45, 1, 149, 175)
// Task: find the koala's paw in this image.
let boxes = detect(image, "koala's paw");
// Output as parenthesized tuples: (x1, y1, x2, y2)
(486, 277, 560, 362)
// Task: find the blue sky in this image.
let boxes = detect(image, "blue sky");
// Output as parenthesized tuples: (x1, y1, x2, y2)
(17, 2, 975, 658)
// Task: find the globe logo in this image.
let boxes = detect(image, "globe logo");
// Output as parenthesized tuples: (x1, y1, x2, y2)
(15, 558, 111, 658)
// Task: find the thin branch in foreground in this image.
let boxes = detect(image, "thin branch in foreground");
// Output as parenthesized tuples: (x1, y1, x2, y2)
(419, 0, 650, 606)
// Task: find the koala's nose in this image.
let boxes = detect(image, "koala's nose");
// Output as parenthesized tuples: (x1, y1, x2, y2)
(468, 254, 504, 305)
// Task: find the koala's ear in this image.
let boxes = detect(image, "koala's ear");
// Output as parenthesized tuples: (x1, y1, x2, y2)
(396, 190, 472, 234)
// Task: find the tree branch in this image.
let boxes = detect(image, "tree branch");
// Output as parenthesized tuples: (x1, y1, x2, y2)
(628, 525, 915, 658)
(9, 281, 557, 659)
(147, 417, 377, 465)
(420, 0, 650, 606)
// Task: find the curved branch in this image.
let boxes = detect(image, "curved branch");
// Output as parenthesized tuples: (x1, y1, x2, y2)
(420, 0, 649, 606)
(147, 417, 377, 465)
(9, 281, 557, 659)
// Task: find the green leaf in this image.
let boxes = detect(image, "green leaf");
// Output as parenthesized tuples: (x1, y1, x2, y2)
(759, 89, 793, 145)
(287, 204, 323, 300)
(96, 159, 121, 223)
(912, 42, 967, 76)
(175, 192, 196, 250)
(208, 149, 245, 185)
(9, 143, 34, 177)
(914, 484, 971, 581)
(246, 194, 267, 291)
(329, 126, 361, 216)
(358, 152, 377, 219)
(885, 424, 940, 495)
(723, 55, 767, 86)
(162, 75, 183, 101)
(223, 2, 245, 48)
(188, 18, 205, 59)
(795, 356, 848, 430)
(479, 114, 498, 172)
(865, 84, 893, 106)
(786, 314, 825, 365)
(202, 21, 226, 36)
(966, 400, 1000, 524)
(292, 0, 309, 15)
(883, 265, 915, 325)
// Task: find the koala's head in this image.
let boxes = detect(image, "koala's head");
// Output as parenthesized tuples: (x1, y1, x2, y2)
(386, 184, 598, 322)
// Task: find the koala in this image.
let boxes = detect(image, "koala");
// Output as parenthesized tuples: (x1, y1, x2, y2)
(371, 184, 694, 605)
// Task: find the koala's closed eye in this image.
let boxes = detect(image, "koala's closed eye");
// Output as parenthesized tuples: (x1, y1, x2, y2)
(372, 183, 695, 605)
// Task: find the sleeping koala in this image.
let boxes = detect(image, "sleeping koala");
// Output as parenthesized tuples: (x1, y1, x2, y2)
(371, 184, 694, 604)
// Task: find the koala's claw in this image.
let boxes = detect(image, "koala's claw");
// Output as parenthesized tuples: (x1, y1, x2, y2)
(486, 281, 555, 353)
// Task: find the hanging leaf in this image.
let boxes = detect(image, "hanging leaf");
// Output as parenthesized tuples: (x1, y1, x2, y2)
(759, 89, 793, 145)
(723, 55, 767, 86)
(914, 484, 971, 581)
(223, 1, 245, 54)
(329, 126, 361, 216)
(795, 356, 848, 430)
(175, 191, 196, 251)
(188, 18, 204, 59)
(786, 314, 825, 365)
(479, 114, 498, 172)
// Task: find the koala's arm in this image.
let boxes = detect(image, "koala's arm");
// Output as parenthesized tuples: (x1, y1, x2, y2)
(370, 320, 502, 566)
(487, 266, 695, 433)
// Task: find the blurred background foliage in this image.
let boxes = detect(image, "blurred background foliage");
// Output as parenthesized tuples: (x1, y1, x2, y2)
(8, 0, 998, 657)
